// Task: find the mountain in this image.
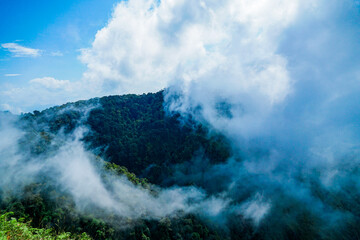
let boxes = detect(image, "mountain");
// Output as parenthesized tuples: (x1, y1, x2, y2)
(0, 91, 233, 240)
(20, 91, 231, 184)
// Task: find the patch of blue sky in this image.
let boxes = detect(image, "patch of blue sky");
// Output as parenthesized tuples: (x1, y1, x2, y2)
(0, 0, 119, 88)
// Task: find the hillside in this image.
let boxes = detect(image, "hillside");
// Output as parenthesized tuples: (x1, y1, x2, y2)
(20, 91, 231, 185)
(0, 91, 233, 240)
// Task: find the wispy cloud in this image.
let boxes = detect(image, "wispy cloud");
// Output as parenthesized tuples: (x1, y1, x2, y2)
(49, 51, 63, 57)
(4, 74, 21, 77)
(1, 43, 41, 57)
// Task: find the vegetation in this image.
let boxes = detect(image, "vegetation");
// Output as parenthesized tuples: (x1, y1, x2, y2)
(3, 91, 233, 239)
(86, 92, 231, 176)
(20, 91, 232, 185)
(0, 212, 90, 240)
(0, 177, 224, 240)
(0, 161, 155, 239)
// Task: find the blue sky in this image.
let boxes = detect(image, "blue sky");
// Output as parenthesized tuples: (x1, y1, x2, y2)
(0, 0, 118, 111)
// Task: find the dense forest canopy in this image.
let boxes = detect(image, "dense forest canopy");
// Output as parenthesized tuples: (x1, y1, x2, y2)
(19, 91, 231, 184)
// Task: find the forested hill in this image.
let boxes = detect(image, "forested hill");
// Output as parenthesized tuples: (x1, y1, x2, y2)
(21, 91, 231, 185)
(0, 91, 235, 240)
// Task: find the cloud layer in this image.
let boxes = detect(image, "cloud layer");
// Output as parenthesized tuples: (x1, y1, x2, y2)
(79, 0, 302, 98)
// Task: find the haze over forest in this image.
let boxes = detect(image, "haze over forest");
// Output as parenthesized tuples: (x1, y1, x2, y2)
(1, 0, 360, 239)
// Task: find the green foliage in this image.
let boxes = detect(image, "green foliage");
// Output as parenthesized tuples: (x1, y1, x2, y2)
(0, 212, 91, 240)
(19, 91, 231, 185)
(104, 162, 149, 187)
(86, 92, 230, 179)
(0, 160, 222, 240)
(20, 91, 231, 186)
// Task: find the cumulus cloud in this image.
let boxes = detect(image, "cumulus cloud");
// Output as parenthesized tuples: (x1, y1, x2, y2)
(78, 0, 313, 99)
(30, 77, 72, 90)
(1, 43, 42, 57)
(77, 0, 360, 231)
(79, 0, 232, 94)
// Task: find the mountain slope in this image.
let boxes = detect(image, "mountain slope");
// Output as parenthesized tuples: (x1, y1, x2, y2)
(21, 91, 232, 184)
(0, 91, 233, 240)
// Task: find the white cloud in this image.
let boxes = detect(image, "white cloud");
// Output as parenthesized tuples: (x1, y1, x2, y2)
(49, 51, 64, 57)
(0, 77, 80, 113)
(1, 43, 42, 57)
(30, 77, 72, 90)
(4, 74, 21, 77)
(79, 0, 301, 99)
(0, 0, 305, 112)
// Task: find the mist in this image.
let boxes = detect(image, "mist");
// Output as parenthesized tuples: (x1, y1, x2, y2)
(159, 0, 360, 235)
(0, 111, 231, 229)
